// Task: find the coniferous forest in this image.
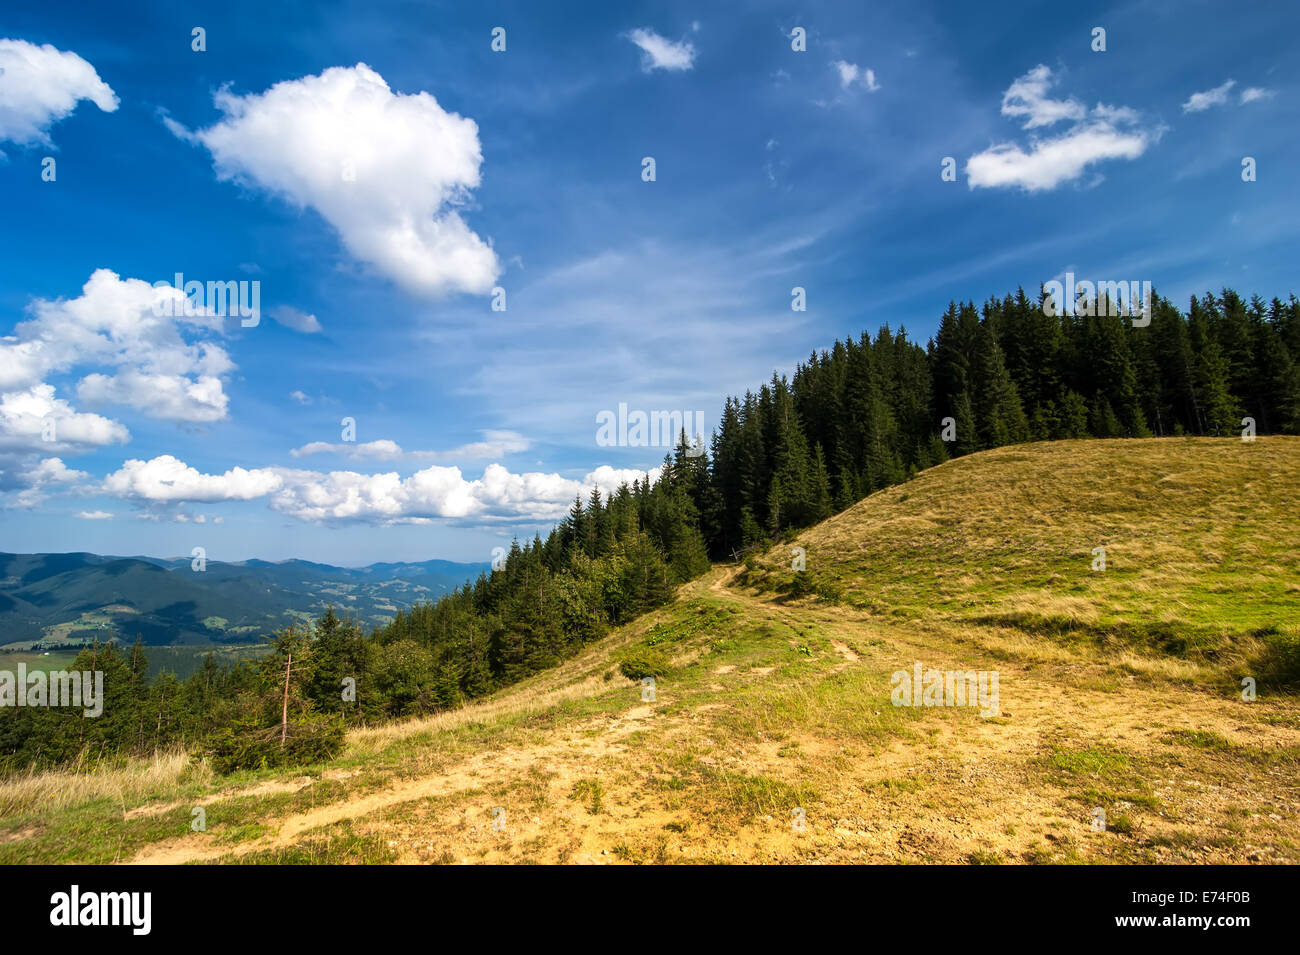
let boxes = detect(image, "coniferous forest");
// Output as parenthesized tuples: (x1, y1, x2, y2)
(4, 287, 1297, 774)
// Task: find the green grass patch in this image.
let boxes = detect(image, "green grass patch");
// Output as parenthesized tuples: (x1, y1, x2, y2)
(569, 778, 604, 815)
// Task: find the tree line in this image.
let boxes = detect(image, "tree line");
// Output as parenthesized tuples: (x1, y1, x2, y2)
(694, 287, 1299, 558)
(3, 286, 1295, 774)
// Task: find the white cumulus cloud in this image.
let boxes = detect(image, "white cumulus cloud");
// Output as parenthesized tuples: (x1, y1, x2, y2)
(0, 38, 117, 149)
(0, 383, 129, 454)
(96, 453, 658, 525)
(0, 269, 235, 422)
(103, 455, 283, 503)
(9, 456, 89, 507)
(172, 64, 500, 298)
(0, 382, 128, 507)
(268, 461, 657, 524)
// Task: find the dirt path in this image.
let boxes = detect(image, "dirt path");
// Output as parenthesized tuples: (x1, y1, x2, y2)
(127, 699, 669, 864)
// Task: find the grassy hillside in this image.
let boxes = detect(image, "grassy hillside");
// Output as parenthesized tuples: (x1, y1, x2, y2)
(2, 437, 1296, 865)
(743, 436, 1300, 692)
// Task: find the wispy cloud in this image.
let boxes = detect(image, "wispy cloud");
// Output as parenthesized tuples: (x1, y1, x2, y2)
(1182, 79, 1237, 112)
(833, 60, 880, 92)
(967, 65, 1158, 192)
(1182, 79, 1276, 111)
(270, 306, 322, 334)
(625, 28, 696, 72)
(1239, 86, 1275, 104)
(1000, 64, 1084, 128)
(289, 431, 531, 462)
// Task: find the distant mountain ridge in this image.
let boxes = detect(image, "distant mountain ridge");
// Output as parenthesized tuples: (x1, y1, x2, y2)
(0, 552, 489, 649)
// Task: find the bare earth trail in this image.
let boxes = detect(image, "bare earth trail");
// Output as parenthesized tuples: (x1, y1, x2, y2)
(127, 564, 1300, 865)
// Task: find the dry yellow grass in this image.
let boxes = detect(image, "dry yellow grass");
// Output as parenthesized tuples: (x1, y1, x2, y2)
(0, 748, 207, 818)
(345, 673, 617, 756)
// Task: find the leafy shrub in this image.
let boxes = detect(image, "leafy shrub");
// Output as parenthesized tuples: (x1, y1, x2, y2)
(618, 645, 671, 681)
(1108, 813, 1135, 835)
(815, 578, 844, 602)
(786, 571, 811, 596)
(202, 713, 345, 775)
(1249, 629, 1300, 690)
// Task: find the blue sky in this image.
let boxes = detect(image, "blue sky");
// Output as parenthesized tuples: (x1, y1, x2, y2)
(0, 0, 1295, 564)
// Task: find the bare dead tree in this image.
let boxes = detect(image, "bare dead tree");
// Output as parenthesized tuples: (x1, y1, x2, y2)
(280, 650, 292, 749)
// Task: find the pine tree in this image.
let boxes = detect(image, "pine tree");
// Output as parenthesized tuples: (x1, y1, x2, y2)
(971, 320, 1029, 448)
(1196, 341, 1241, 436)
(809, 444, 833, 523)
